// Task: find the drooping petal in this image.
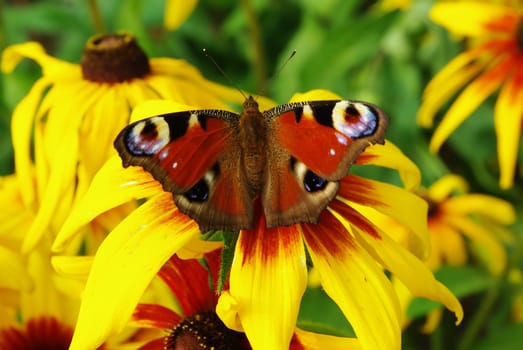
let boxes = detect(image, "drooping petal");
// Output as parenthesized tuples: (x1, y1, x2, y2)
(164, 0, 199, 30)
(294, 328, 361, 350)
(52, 157, 161, 252)
(494, 76, 523, 189)
(426, 175, 468, 202)
(338, 176, 429, 258)
(1, 41, 77, 77)
(429, 57, 511, 152)
(220, 215, 307, 350)
(418, 54, 483, 128)
(445, 216, 507, 275)
(354, 224, 464, 325)
(356, 141, 421, 190)
(302, 210, 402, 350)
(443, 194, 516, 225)
(68, 192, 200, 350)
(430, 2, 514, 37)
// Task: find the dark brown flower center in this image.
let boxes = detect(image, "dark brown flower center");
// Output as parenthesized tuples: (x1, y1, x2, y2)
(419, 194, 440, 219)
(165, 311, 250, 350)
(0, 316, 73, 350)
(516, 17, 523, 51)
(81, 33, 151, 83)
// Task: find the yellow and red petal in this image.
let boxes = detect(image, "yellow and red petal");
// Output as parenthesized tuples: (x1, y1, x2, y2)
(417, 54, 483, 128)
(494, 76, 523, 189)
(68, 192, 199, 350)
(354, 225, 463, 326)
(220, 218, 307, 350)
(132, 304, 182, 329)
(52, 157, 161, 252)
(356, 141, 421, 190)
(429, 2, 514, 37)
(338, 177, 429, 258)
(429, 57, 511, 152)
(302, 210, 402, 350)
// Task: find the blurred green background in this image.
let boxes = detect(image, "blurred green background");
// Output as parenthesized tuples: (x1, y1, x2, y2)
(0, 0, 521, 349)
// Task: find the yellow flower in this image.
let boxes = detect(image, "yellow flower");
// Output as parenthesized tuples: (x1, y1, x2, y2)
(1, 33, 243, 254)
(132, 250, 362, 349)
(423, 174, 515, 275)
(54, 90, 462, 350)
(418, 1, 523, 188)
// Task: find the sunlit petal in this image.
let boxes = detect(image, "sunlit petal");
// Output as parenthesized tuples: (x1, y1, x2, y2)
(302, 211, 401, 350)
(294, 328, 361, 350)
(443, 194, 516, 224)
(69, 193, 199, 350)
(222, 221, 306, 349)
(164, 0, 199, 30)
(426, 175, 468, 202)
(494, 77, 523, 189)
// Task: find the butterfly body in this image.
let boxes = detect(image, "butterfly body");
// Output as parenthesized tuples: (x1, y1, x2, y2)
(114, 96, 389, 232)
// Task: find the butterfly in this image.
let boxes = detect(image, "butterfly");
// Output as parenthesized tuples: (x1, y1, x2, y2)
(114, 96, 389, 232)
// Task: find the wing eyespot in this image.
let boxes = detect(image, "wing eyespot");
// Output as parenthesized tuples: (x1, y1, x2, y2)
(303, 170, 329, 192)
(183, 179, 209, 202)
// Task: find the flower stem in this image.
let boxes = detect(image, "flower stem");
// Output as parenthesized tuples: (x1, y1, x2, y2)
(87, 0, 106, 34)
(240, 0, 266, 92)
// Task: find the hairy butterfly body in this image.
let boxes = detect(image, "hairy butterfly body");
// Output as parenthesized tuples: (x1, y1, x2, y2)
(114, 96, 389, 232)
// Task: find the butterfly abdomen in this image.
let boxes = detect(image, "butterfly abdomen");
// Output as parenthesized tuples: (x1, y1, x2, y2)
(238, 97, 268, 197)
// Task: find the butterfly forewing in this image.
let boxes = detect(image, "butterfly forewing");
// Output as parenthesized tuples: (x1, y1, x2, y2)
(260, 100, 388, 227)
(114, 109, 253, 230)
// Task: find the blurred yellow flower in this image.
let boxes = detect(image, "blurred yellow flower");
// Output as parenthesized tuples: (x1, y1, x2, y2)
(422, 175, 515, 275)
(1, 33, 243, 254)
(164, 0, 199, 30)
(418, 1, 523, 188)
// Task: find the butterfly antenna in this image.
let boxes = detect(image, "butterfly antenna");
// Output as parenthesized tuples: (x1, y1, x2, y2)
(257, 50, 296, 99)
(203, 48, 248, 100)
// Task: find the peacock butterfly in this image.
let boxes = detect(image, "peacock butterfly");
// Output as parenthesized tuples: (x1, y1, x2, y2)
(114, 96, 389, 232)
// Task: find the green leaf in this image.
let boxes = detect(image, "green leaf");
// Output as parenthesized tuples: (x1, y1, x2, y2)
(474, 323, 523, 350)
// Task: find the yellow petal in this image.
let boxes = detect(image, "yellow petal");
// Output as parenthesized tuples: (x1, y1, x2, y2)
(52, 156, 162, 252)
(355, 226, 463, 325)
(289, 89, 342, 102)
(432, 223, 467, 268)
(444, 194, 515, 225)
(418, 54, 483, 128)
(1, 41, 77, 76)
(429, 60, 509, 152)
(427, 175, 468, 202)
(340, 177, 430, 259)
(446, 216, 507, 275)
(222, 225, 307, 350)
(10, 78, 52, 206)
(357, 141, 421, 191)
(294, 328, 361, 350)
(0, 246, 32, 291)
(164, 0, 199, 30)
(430, 2, 513, 37)
(302, 215, 402, 350)
(494, 78, 523, 189)
(69, 193, 200, 350)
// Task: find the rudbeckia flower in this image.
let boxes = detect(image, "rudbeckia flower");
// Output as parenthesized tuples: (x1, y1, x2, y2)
(1, 33, 244, 254)
(422, 174, 515, 275)
(53, 90, 463, 350)
(417, 1, 523, 188)
(132, 250, 362, 350)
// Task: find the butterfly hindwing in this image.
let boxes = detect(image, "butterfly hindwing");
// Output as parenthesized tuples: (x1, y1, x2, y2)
(114, 109, 253, 231)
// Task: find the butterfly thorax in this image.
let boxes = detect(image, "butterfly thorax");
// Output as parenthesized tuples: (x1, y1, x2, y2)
(238, 96, 267, 197)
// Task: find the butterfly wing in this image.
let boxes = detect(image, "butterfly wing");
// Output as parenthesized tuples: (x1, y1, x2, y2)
(114, 110, 253, 231)
(262, 100, 388, 227)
